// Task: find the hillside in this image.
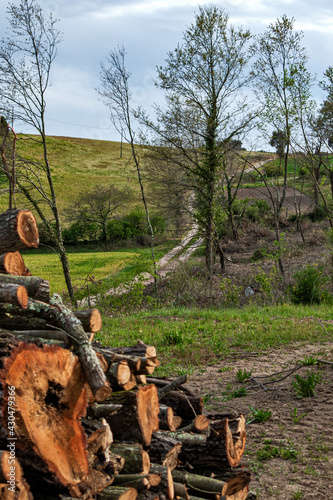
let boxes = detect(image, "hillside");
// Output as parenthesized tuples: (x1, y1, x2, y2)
(0, 135, 144, 216)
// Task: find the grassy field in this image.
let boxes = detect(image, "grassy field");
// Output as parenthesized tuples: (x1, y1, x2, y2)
(97, 303, 333, 376)
(22, 240, 178, 295)
(0, 135, 143, 215)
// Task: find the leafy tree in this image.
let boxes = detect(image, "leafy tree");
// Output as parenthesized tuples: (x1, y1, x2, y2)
(66, 185, 132, 242)
(140, 5, 255, 275)
(269, 129, 287, 160)
(252, 15, 313, 274)
(0, 0, 75, 300)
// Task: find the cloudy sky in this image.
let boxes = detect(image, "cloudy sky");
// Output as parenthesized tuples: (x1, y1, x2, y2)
(1, 0, 333, 143)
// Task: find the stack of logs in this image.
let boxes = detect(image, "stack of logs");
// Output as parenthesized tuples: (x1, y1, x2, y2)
(0, 208, 252, 500)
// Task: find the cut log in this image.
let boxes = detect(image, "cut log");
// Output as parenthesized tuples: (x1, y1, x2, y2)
(97, 485, 138, 500)
(148, 434, 182, 471)
(159, 405, 175, 431)
(0, 283, 28, 308)
(136, 375, 147, 385)
(87, 418, 113, 467)
(149, 464, 174, 500)
(111, 474, 150, 490)
(107, 361, 132, 388)
(1, 343, 89, 488)
(0, 274, 50, 303)
(154, 430, 207, 446)
(136, 357, 160, 375)
(171, 470, 251, 498)
(178, 415, 210, 435)
(158, 391, 203, 420)
(110, 443, 150, 475)
(74, 309, 102, 333)
(179, 415, 246, 471)
(0, 251, 30, 276)
(173, 482, 189, 500)
(3, 295, 112, 401)
(105, 385, 159, 445)
(148, 375, 196, 397)
(0, 209, 39, 253)
(105, 342, 156, 358)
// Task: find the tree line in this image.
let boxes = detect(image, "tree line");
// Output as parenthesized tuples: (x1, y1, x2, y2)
(1, 0, 333, 301)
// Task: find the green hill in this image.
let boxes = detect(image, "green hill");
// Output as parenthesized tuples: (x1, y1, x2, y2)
(0, 135, 144, 217)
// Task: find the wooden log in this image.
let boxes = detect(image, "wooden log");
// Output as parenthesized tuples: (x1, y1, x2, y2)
(0, 283, 28, 308)
(1, 343, 89, 489)
(157, 374, 188, 399)
(149, 464, 174, 500)
(159, 405, 176, 431)
(110, 443, 150, 475)
(154, 430, 207, 446)
(107, 361, 132, 388)
(0, 311, 100, 336)
(0, 274, 49, 303)
(180, 415, 246, 471)
(111, 474, 150, 490)
(147, 376, 196, 397)
(105, 385, 159, 446)
(74, 308, 102, 333)
(135, 357, 160, 375)
(178, 415, 210, 435)
(13, 295, 112, 401)
(0, 209, 39, 253)
(173, 482, 189, 500)
(158, 391, 203, 420)
(136, 375, 147, 385)
(87, 418, 113, 467)
(97, 485, 138, 500)
(0, 251, 30, 276)
(88, 403, 123, 419)
(148, 434, 182, 471)
(105, 342, 156, 358)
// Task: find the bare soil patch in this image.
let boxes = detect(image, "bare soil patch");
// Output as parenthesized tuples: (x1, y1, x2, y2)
(237, 187, 314, 215)
(186, 342, 333, 499)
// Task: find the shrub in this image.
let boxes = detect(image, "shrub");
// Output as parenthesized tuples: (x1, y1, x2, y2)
(290, 264, 330, 305)
(263, 162, 283, 177)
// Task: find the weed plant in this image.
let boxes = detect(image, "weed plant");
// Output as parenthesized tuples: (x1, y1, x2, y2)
(290, 264, 331, 305)
(293, 370, 323, 398)
(248, 406, 272, 424)
(236, 368, 252, 382)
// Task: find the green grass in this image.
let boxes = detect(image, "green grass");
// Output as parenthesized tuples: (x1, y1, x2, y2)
(0, 135, 143, 215)
(96, 303, 333, 376)
(22, 240, 178, 295)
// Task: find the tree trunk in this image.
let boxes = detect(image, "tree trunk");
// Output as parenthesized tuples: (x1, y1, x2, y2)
(0, 274, 50, 302)
(0, 283, 28, 308)
(0, 209, 39, 253)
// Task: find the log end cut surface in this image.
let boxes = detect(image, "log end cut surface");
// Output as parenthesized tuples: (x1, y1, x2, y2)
(225, 415, 247, 467)
(16, 211, 39, 248)
(136, 384, 160, 446)
(1, 343, 88, 487)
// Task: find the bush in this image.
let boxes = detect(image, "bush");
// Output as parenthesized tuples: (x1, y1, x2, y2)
(246, 200, 271, 223)
(290, 264, 331, 305)
(63, 221, 98, 245)
(264, 162, 283, 177)
(107, 218, 132, 243)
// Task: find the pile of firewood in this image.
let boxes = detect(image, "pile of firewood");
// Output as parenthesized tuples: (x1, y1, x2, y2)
(0, 208, 252, 500)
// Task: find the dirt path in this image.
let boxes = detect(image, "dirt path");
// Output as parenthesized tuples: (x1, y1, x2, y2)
(185, 341, 333, 499)
(78, 224, 202, 307)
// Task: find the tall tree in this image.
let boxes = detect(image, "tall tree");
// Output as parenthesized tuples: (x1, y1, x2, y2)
(0, 0, 75, 301)
(96, 46, 157, 278)
(252, 15, 312, 274)
(140, 5, 254, 275)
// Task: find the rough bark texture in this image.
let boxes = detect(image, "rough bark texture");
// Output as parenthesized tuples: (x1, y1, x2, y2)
(74, 309, 102, 333)
(159, 391, 203, 420)
(0, 283, 28, 308)
(0, 274, 49, 303)
(105, 385, 160, 445)
(0, 209, 39, 253)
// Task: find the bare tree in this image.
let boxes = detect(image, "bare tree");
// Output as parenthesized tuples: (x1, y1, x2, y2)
(252, 15, 313, 274)
(0, 0, 75, 301)
(96, 46, 157, 277)
(66, 185, 132, 242)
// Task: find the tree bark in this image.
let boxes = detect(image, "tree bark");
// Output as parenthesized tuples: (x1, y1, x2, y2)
(104, 385, 159, 446)
(0, 283, 28, 309)
(0, 274, 50, 302)
(0, 209, 39, 253)
(110, 443, 150, 475)
(159, 391, 203, 420)
(73, 309, 102, 333)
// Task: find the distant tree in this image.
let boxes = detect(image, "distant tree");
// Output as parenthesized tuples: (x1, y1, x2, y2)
(66, 185, 132, 242)
(139, 5, 255, 275)
(269, 130, 287, 160)
(0, 0, 75, 301)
